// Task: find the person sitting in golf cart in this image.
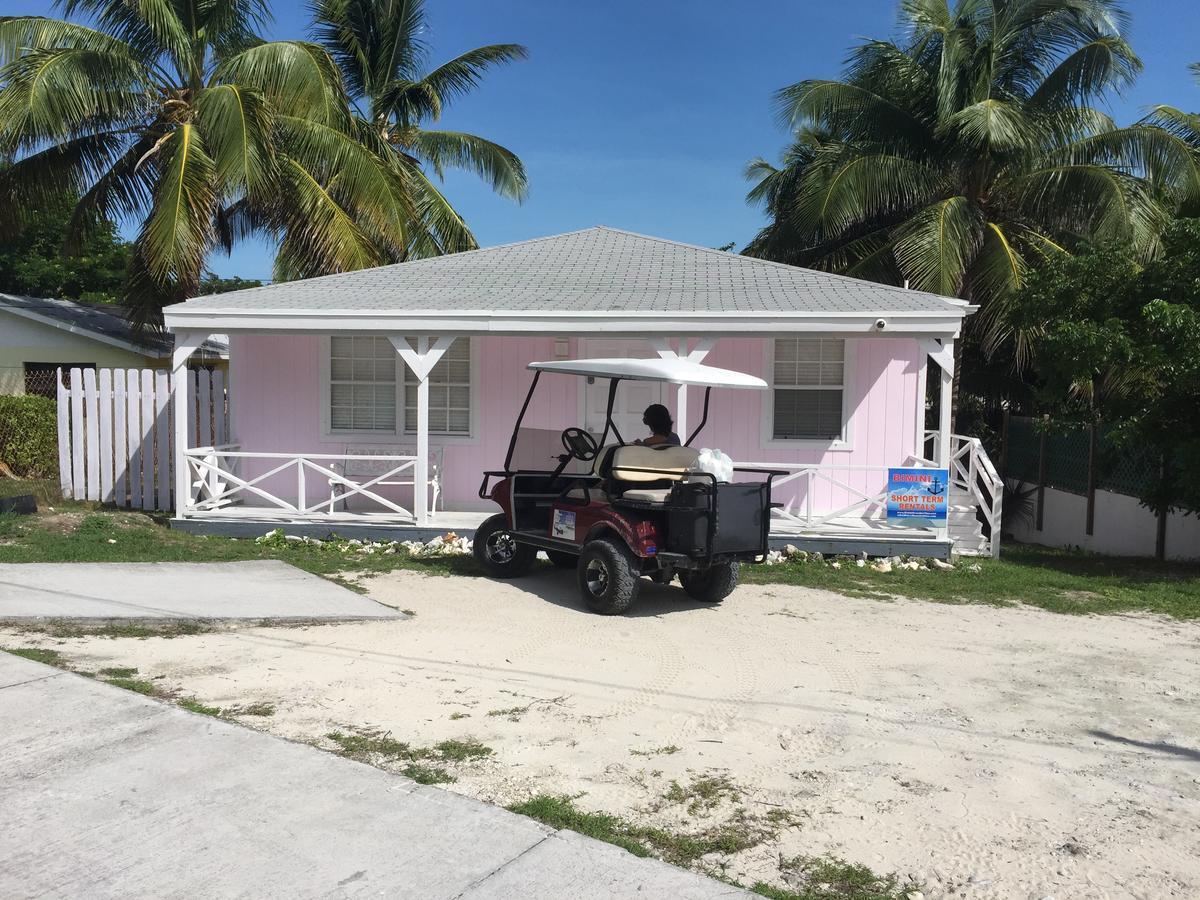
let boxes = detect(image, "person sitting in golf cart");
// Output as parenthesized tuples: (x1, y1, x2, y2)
(635, 403, 681, 447)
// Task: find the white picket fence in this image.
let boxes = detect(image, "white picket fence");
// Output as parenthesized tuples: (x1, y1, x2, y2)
(56, 367, 229, 510)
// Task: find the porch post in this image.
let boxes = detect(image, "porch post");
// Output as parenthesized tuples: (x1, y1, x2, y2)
(919, 338, 955, 468)
(651, 337, 714, 441)
(391, 336, 454, 525)
(171, 331, 207, 517)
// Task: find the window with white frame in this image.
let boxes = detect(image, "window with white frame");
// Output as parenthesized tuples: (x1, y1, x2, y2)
(770, 338, 846, 441)
(404, 339, 472, 435)
(329, 336, 397, 432)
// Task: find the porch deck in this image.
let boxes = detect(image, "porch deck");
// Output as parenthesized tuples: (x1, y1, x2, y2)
(171, 509, 955, 560)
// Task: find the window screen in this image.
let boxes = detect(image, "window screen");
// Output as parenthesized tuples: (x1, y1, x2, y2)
(771, 339, 845, 440)
(404, 339, 471, 435)
(329, 336, 397, 432)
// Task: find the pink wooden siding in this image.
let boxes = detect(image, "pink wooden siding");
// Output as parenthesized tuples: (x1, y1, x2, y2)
(228, 334, 923, 512)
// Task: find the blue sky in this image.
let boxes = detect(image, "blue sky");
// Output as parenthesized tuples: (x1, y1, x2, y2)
(11, 0, 1200, 280)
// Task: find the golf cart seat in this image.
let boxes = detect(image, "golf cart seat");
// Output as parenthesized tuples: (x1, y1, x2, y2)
(611, 445, 699, 504)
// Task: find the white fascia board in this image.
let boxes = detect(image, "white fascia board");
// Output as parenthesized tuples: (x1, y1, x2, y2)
(164, 308, 968, 338)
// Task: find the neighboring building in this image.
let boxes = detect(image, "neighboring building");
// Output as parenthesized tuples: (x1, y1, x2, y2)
(0, 294, 228, 396)
(163, 226, 1001, 556)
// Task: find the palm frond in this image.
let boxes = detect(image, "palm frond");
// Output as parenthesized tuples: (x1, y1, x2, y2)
(408, 129, 527, 200)
(892, 195, 983, 296)
(941, 97, 1040, 151)
(271, 154, 387, 279)
(389, 43, 528, 123)
(0, 16, 129, 64)
(196, 83, 275, 196)
(0, 46, 149, 150)
(139, 122, 217, 285)
(217, 40, 347, 124)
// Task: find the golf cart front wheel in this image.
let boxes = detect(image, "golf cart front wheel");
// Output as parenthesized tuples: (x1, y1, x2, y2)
(473, 514, 536, 578)
(680, 562, 740, 603)
(577, 537, 640, 615)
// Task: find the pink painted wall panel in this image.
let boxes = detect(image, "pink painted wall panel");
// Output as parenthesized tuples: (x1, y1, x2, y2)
(228, 334, 923, 513)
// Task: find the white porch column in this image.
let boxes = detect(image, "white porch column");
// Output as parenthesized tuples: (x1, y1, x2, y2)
(920, 339, 955, 468)
(171, 331, 207, 517)
(391, 335, 454, 524)
(650, 337, 715, 439)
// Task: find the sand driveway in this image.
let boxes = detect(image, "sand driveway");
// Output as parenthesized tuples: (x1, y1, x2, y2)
(8, 567, 1198, 899)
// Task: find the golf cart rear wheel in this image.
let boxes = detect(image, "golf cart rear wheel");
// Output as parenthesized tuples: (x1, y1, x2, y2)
(473, 514, 536, 578)
(577, 537, 640, 615)
(680, 562, 740, 603)
(546, 549, 578, 569)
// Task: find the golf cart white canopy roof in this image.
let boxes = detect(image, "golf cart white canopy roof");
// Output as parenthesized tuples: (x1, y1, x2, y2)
(528, 357, 768, 389)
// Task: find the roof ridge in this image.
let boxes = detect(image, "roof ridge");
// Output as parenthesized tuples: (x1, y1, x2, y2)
(586, 227, 958, 305)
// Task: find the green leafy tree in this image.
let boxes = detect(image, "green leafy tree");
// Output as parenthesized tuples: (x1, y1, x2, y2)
(0, 191, 130, 303)
(1010, 219, 1200, 516)
(0, 1, 413, 328)
(310, 0, 528, 257)
(744, 0, 1182, 369)
(199, 272, 264, 294)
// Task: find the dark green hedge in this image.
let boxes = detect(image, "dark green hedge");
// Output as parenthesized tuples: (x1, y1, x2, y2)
(0, 394, 58, 478)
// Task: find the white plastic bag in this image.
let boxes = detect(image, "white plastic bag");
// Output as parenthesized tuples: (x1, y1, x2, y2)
(693, 448, 733, 483)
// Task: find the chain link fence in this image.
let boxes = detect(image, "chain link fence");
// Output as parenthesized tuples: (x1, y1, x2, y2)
(1004, 414, 1185, 509)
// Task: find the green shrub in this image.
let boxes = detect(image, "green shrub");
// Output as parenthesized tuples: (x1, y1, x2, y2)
(0, 394, 58, 478)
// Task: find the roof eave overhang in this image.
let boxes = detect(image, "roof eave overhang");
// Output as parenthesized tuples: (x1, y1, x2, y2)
(164, 307, 972, 338)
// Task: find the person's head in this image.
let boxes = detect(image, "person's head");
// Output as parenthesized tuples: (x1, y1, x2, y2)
(642, 403, 673, 436)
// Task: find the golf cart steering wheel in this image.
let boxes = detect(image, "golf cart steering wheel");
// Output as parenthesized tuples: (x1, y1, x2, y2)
(561, 427, 600, 462)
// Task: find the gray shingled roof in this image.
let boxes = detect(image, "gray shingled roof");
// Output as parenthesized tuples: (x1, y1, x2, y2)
(169, 227, 966, 316)
(0, 294, 228, 357)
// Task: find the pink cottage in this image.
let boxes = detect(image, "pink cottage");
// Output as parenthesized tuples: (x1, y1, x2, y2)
(163, 227, 1000, 558)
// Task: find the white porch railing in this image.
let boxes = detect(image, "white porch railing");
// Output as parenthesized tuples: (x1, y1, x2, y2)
(183, 448, 419, 520)
(738, 461, 925, 530)
(922, 431, 1004, 557)
(742, 434, 1003, 557)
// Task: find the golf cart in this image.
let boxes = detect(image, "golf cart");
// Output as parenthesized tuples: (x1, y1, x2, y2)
(474, 357, 782, 614)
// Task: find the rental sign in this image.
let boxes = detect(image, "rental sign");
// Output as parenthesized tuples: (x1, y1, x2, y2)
(886, 467, 949, 522)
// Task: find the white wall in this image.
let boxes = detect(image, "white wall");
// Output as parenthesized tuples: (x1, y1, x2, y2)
(1006, 483, 1200, 560)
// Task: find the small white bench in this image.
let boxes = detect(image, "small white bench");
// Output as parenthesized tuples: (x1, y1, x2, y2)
(327, 446, 443, 514)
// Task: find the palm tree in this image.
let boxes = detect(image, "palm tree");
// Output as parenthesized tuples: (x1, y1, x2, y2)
(1142, 63, 1200, 215)
(744, 0, 1178, 365)
(310, 0, 528, 257)
(0, 0, 412, 327)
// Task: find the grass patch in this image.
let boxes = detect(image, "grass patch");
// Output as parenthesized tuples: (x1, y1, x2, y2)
(0, 510, 482, 581)
(401, 763, 456, 785)
(98, 666, 138, 678)
(432, 738, 492, 762)
(226, 701, 275, 717)
(508, 794, 796, 869)
(179, 698, 223, 717)
(103, 676, 157, 695)
(659, 773, 742, 815)
(487, 705, 527, 722)
(9, 620, 215, 640)
(3, 646, 63, 665)
(449, 712, 470, 720)
(750, 854, 909, 899)
(325, 729, 492, 768)
(745, 543, 1200, 619)
(630, 744, 681, 757)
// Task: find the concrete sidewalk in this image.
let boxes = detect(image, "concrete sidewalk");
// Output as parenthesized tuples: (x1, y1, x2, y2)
(0, 561, 401, 621)
(0, 653, 744, 899)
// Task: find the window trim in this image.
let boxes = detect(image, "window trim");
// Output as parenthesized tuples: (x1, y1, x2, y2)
(319, 335, 479, 444)
(760, 338, 855, 451)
